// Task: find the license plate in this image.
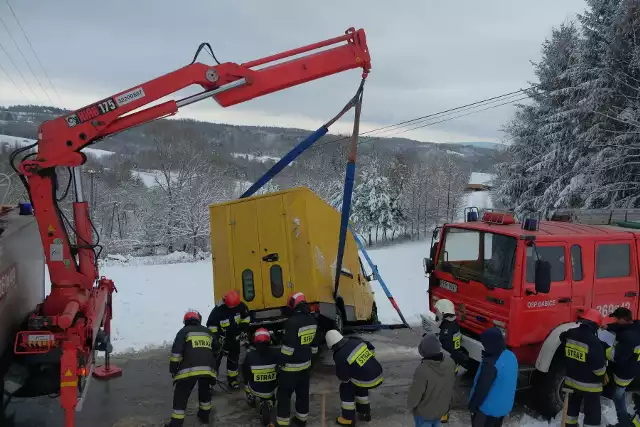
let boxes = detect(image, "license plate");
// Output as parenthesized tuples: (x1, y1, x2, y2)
(440, 280, 458, 293)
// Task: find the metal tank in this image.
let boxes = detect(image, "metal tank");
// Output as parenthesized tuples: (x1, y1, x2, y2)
(0, 206, 45, 359)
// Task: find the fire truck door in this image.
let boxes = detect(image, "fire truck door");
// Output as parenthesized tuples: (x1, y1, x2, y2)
(592, 239, 638, 320)
(523, 242, 572, 338)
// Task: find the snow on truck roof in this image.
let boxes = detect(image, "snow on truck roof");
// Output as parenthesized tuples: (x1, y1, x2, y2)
(449, 220, 640, 240)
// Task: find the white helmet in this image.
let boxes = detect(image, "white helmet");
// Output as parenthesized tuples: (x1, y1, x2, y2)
(434, 299, 456, 317)
(325, 329, 343, 348)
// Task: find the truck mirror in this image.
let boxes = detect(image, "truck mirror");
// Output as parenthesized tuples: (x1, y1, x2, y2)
(430, 243, 437, 260)
(423, 257, 434, 275)
(432, 228, 439, 240)
(534, 260, 552, 294)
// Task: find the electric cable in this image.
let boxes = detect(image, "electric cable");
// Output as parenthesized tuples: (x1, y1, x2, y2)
(0, 39, 39, 101)
(308, 88, 531, 153)
(0, 58, 28, 100)
(0, 13, 54, 104)
(6, 0, 63, 104)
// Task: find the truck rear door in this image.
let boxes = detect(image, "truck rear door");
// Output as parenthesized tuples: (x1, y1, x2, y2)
(256, 195, 292, 309)
(230, 200, 264, 310)
(592, 238, 638, 319)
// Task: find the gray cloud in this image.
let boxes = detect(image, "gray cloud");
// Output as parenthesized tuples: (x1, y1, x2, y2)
(0, 0, 586, 142)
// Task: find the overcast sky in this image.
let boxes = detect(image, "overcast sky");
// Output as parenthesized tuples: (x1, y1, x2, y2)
(0, 0, 586, 143)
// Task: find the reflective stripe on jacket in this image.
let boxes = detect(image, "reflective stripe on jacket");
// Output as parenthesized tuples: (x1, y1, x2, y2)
(333, 337, 384, 388)
(280, 305, 318, 371)
(560, 324, 606, 393)
(169, 324, 217, 380)
(606, 321, 640, 387)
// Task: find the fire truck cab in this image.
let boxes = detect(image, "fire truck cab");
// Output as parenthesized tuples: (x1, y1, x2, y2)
(421, 208, 640, 417)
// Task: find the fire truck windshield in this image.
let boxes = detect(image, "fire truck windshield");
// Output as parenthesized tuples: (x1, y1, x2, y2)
(436, 227, 517, 289)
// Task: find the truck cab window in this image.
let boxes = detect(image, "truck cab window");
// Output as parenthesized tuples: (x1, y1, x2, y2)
(596, 243, 630, 278)
(437, 227, 516, 289)
(571, 245, 583, 281)
(270, 265, 284, 297)
(526, 246, 565, 283)
(242, 269, 255, 301)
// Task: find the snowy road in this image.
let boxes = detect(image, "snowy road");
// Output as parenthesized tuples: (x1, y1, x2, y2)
(10, 329, 550, 427)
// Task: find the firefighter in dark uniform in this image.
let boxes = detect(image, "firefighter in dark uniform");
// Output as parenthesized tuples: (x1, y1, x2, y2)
(434, 298, 468, 424)
(166, 310, 218, 427)
(325, 329, 384, 426)
(243, 328, 280, 427)
(559, 308, 607, 427)
(206, 289, 250, 389)
(603, 307, 640, 426)
(276, 292, 319, 427)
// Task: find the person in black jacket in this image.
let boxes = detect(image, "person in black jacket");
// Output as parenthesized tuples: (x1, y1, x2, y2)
(604, 307, 640, 426)
(206, 289, 251, 389)
(325, 329, 384, 426)
(243, 328, 280, 427)
(165, 310, 218, 427)
(560, 309, 607, 427)
(276, 292, 319, 427)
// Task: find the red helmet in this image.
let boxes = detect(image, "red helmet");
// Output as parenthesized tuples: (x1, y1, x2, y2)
(184, 310, 202, 325)
(253, 328, 271, 345)
(287, 292, 306, 310)
(223, 290, 241, 308)
(580, 308, 603, 326)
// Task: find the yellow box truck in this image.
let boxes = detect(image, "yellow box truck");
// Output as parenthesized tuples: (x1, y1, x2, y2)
(209, 186, 377, 334)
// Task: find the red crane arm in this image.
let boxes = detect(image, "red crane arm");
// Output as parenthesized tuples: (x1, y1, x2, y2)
(13, 27, 370, 427)
(17, 27, 370, 325)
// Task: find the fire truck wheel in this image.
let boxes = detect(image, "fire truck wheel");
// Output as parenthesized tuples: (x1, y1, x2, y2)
(533, 359, 565, 419)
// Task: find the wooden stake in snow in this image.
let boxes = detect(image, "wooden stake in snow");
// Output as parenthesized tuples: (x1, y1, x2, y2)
(561, 387, 573, 427)
(321, 392, 326, 427)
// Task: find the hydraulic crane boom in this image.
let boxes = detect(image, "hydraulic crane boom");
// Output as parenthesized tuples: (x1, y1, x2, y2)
(10, 27, 370, 427)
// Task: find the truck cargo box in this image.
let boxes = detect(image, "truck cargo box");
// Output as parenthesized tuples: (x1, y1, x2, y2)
(209, 187, 374, 326)
(0, 207, 45, 360)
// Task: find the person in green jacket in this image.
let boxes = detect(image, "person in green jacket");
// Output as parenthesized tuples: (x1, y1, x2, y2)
(407, 333, 456, 427)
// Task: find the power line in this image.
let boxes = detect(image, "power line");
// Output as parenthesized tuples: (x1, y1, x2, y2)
(0, 12, 53, 105)
(0, 58, 29, 100)
(0, 39, 39, 102)
(6, 1, 62, 105)
(351, 96, 528, 149)
(308, 89, 531, 153)
(309, 88, 529, 153)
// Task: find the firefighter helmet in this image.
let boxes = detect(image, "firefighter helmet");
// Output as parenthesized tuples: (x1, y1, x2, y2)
(434, 299, 456, 317)
(223, 290, 241, 308)
(287, 292, 306, 310)
(183, 310, 202, 325)
(580, 308, 603, 326)
(253, 328, 271, 345)
(325, 329, 343, 348)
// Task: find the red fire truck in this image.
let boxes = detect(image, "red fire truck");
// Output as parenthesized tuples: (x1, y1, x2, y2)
(422, 208, 640, 417)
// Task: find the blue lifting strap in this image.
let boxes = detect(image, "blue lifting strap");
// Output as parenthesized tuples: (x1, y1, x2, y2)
(240, 126, 328, 199)
(333, 79, 365, 300)
(240, 86, 363, 199)
(349, 225, 410, 328)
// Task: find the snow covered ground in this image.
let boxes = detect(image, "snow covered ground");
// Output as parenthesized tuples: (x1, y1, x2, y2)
(44, 241, 432, 354)
(0, 134, 114, 159)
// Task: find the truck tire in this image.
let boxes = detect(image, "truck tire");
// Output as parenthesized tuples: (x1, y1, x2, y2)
(368, 303, 379, 325)
(533, 358, 565, 419)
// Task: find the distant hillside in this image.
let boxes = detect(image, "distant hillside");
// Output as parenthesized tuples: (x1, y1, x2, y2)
(0, 104, 502, 173)
(453, 141, 504, 150)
